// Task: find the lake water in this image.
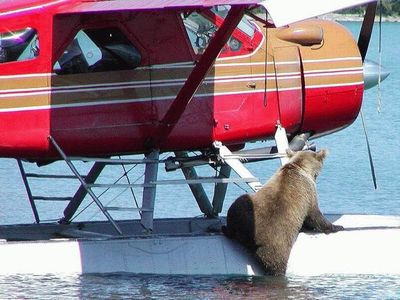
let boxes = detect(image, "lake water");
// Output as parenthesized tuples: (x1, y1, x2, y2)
(0, 21, 399, 299)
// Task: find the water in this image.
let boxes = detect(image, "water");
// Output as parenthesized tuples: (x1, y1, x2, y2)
(0, 274, 399, 299)
(0, 21, 399, 299)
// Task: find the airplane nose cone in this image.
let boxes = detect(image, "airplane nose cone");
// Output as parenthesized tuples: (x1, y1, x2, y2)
(363, 59, 390, 90)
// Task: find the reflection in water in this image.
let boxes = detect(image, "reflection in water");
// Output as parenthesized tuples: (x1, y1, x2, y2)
(1, 273, 399, 299)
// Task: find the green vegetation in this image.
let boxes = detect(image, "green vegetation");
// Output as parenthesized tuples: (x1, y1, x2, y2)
(341, 1, 400, 16)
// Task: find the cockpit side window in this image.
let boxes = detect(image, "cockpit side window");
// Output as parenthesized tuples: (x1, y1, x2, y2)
(54, 27, 141, 75)
(0, 28, 39, 63)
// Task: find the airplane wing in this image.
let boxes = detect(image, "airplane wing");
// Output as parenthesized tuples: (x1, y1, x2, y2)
(58, 0, 377, 27)
(57, 0, 260, 13)
(260, 0, 377, 27)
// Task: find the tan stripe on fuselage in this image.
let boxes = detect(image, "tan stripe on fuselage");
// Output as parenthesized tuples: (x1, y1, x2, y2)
(0, 19, 363, 111)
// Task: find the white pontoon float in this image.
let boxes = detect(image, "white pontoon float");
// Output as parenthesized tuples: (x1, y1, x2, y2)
(0, 132, 399, 276)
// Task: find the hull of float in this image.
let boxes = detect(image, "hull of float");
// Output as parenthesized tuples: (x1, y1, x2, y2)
(0, 235, 264, 275)
(0, 215, 399, 276)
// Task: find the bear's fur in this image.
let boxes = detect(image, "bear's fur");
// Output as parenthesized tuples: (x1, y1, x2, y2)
(222, 149, 343, 276)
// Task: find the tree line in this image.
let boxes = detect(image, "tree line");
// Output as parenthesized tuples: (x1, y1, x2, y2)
(341, 1, 400, 16)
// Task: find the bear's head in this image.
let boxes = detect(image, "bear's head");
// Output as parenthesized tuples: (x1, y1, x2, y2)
(286, 149, 327, 179)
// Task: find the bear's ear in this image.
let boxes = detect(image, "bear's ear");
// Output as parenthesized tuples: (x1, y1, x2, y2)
(286, 148, 295, 158)
(316, 149, 328, 161)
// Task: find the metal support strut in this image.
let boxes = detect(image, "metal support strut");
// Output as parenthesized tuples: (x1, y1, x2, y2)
(17, 159, 40, 224)
(140, 150, 160, 231)
(60, 161, 106, 224)
(214, 141, 263, 193)
(173, 151, 234, 217)
(49, 136, 123, 235)
(274, 124, 290, 166)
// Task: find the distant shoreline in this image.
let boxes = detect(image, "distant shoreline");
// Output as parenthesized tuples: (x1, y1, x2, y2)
(321, 13, 400, 22)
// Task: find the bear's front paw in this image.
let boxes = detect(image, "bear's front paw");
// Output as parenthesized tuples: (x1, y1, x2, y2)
(333, 224, 345, 232)
(324, 224, 344, 234)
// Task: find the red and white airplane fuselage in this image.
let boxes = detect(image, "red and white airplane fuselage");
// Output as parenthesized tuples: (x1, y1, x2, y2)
(0, 1, 376, 160)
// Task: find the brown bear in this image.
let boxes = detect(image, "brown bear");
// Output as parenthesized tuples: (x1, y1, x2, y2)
(222, 149, 343, 276)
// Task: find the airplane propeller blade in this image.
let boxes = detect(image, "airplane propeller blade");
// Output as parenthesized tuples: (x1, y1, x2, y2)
(358, 1, 379, 189)
(358, 1, 377, 62)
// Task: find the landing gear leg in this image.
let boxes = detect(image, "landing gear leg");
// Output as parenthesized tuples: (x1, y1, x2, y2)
(140, 150, 160, 231)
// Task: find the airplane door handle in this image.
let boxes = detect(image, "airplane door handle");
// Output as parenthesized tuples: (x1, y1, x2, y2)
(247, 81, 256, 89)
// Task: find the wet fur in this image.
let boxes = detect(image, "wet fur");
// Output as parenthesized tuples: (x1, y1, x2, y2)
(222, 149, 343, 275)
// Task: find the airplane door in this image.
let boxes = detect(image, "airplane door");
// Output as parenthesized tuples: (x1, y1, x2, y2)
(273, 46, 303, 133)
(50, 25, 153, 152)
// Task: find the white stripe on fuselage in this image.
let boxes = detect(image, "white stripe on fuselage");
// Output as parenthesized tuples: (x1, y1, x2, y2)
(0, 57, 363, 112)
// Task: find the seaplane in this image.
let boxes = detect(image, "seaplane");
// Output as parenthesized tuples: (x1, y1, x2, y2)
(0, 0, 396, 276)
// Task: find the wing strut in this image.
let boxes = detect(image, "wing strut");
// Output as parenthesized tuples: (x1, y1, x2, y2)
(150, 6, 246, 148)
